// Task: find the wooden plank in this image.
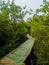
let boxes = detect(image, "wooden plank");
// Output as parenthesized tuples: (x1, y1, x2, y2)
(0, 63, 25, 65)
(0, 38, 35, 65)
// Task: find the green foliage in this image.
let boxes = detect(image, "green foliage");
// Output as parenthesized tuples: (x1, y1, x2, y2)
(0, 0, 29, 59)
(32, 26, 49, 64)
(36, 0, 49, 14)
(27, 1, 49, 64)
(13, 21, 28, 43)
(0, 0, 27, 22)
(0, 0, 49, 65)
(0, 19, 28, 58)
(0, 19, 16, 58)
(28, 15, 49, 64)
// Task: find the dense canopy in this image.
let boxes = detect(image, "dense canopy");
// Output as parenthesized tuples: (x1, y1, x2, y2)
(0, 0, 49, 65)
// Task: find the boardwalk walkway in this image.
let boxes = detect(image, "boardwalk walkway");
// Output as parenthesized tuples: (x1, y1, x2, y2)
(0, 38, 35, 65)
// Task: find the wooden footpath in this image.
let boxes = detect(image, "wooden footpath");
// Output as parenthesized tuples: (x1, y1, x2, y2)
(0, 38, 35, 65)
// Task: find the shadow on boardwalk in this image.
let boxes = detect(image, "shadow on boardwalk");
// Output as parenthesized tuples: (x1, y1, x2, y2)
(24, 47, 37, 65)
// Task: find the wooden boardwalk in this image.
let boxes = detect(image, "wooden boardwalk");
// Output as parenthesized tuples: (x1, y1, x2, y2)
(0, 38, 35, 65)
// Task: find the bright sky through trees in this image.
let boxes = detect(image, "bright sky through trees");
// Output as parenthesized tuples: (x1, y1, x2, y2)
(4, 0, 49, 20)
(15, 0, 43, 12)
(4, 0, 43, 20)
(5, 0, 43, 20)
(15, 0, 43, 20)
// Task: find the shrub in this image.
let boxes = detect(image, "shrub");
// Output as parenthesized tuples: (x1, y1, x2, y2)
(30, 24, 49, 64)
(0, 20, 28, 58)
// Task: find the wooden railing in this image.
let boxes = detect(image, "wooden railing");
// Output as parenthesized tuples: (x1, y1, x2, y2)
(0, 37, 35, 65)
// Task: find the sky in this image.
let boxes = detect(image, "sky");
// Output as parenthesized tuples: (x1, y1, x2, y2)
(15, 0, 43, 12)
(3, 0, 49, 20)
(14, 0, 43, 20)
